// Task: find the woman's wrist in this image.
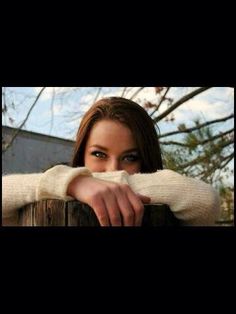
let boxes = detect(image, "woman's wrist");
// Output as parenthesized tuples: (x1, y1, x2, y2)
(37, 165, 92, 201)
(67, 175, 91, 198)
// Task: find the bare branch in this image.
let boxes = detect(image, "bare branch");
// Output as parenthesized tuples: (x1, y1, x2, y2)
(2, 87, 46, 153)
(177, 140, 234, 170)
(159, 113, 234, 138)
(2, 87, 6, 111)
(221, 139, 234, 149)
(130, 87, 144, 100)
(199, 128, 234, 145)
(199, 152, 234, 180)
(220, 152, 234, 168)
(160, 140, 189, 147)
(49, 87, 56, 134)
(150, 87, 170, 117)
(178, 155, 212, 170)
(93, 87, 102, 103)
(153, 87, 212, 123)
(121, 87, 127, 97)
(160, 130, 234, 147)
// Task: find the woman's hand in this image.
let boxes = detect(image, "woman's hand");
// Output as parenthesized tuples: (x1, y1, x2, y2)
(67, 176, 151, 226)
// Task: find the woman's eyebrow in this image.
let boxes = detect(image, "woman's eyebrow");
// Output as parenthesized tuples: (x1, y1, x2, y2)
(122, 148, 139, 154)
(90, 145, 138, 154)
(89, 145, 108, 151)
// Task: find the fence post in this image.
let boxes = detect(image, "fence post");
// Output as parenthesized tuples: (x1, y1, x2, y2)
(18, 200, 179, 226)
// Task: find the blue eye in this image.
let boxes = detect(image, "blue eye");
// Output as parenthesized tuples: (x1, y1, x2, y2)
(123, 154, 139, 162)
(91, 151, 106, 159)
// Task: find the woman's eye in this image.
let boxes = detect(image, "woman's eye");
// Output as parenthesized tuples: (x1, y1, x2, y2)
(91, 151, 106, 159)
(123, 154, 139, 162)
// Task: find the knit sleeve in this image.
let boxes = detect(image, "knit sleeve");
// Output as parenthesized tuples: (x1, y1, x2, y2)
(127, 170, 221, 226)
(36, 165, 92, 201)
(2, 173, 42, 219)
(2, 165, 92, 220)
(93, 169, 220, 225)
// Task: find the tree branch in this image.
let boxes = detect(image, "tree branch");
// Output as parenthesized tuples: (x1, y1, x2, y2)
(199, 128, 234, 145)
(177, 139, 234, 170)
(178, 155, 211, 170)
(220, 152, 234, 169)
(221, 139, 234, 149)
(160, 140, 189, 147)
(130, 87, 144, 100)
(159, 113, 234, 138)
(93, 87, 102, 103)
(49, 87, 56, 134)
(199, 152, 234, 180)
(121, 87, 127, 97)
(153, 87, 211, 123)
(150, 87, 170, 117)
(2, 87, 46, 153)
(160, 130, 234, 148)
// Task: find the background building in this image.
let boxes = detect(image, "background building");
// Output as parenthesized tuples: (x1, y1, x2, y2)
(2, 126, 75, 174)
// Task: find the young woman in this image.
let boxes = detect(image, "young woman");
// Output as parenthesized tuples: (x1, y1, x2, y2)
(2, 97, 220, 226)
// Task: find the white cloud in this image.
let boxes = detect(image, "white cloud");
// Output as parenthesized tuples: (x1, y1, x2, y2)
(157, 87, 233, 124)
(174, 98, 226, 122)
(31, 86, 233, 129)
(33, 87, 79, 101)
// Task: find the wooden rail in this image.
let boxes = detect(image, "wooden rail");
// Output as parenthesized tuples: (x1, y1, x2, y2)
(18, 200, 180, 226)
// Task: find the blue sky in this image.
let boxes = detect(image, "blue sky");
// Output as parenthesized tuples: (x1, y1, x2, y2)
(2, 87, 234, 185)
(3, 87, 233, 139)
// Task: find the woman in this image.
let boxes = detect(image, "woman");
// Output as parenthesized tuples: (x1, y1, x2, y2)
(2, 97, 220, 226)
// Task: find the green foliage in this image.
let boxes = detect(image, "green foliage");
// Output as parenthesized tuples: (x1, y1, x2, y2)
(161, 120, 234, 187)
(217, 185, 234, 224)
(162, 118, 234, 223)
(177, 123, 187, 131)
(185, 133, 199, 149)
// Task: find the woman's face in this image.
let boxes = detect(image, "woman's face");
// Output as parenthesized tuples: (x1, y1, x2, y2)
(84, 119, 141, 174)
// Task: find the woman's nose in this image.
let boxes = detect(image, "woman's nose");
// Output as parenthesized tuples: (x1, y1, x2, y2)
(106, 159, 121, 172)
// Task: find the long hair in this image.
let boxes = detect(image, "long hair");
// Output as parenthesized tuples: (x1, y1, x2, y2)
(71, 97, 163, 173)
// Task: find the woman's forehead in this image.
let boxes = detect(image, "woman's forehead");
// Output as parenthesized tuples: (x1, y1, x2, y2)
(86, 119, 137, 149)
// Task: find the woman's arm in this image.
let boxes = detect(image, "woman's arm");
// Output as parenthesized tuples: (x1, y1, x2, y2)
(93, 169, 221, 225)
(2, 166, 92, 221)
(2, 173, 42, 220)
(127, 170, 220, 226)
(2, 166, 149, 227)
(2, 166, 220, 226)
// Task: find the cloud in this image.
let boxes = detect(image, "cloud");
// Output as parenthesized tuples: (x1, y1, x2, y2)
(158, 87, 233, 124)
(33, 87, 78, 101)
(174, 99, 226, 121)
(32, 86, 233, 128)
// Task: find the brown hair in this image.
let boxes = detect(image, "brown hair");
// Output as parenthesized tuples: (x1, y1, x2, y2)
(71, 97, 163, 173)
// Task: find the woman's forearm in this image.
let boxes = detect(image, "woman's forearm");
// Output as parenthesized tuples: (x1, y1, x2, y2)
(93, 169, 221, 225)
(2, 165, 92, 220)
(2, 166, 221, 226)
(127, 170, 221, 225)
(2, 174, 42, 219)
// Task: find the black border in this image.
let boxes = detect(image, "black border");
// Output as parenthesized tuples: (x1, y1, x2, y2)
(1, 44, 235, 271)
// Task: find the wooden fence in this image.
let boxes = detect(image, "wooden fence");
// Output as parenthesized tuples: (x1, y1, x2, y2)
(18, 200, 180, 226)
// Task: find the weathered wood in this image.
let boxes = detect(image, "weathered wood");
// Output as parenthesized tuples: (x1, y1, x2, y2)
(143, 204, 180, 226)
(19, 203, 33, 226)
(18, 200, 180, 226)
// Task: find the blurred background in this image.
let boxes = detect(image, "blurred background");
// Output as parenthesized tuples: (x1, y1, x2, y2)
(2, 87, 234, 225)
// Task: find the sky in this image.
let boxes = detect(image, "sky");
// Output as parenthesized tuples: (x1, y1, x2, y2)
(3, 87, 234, 139)
(2, 87, 234, 185)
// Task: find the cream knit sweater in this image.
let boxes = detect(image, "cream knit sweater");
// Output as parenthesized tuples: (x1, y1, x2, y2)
(2, 165, 220, 226)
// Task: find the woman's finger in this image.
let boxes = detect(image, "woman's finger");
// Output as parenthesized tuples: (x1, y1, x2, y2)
(103, 192, 122, 226)
(136, 193, 151, 204)
(114, 186, 135, 226)
(126, 189, 145, 226)
(91, 196, 110, 226)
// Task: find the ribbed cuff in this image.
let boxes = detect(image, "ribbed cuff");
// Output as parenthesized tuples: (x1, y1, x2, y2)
(92, 170, 130, 184)
(36, 165, 92, 201)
